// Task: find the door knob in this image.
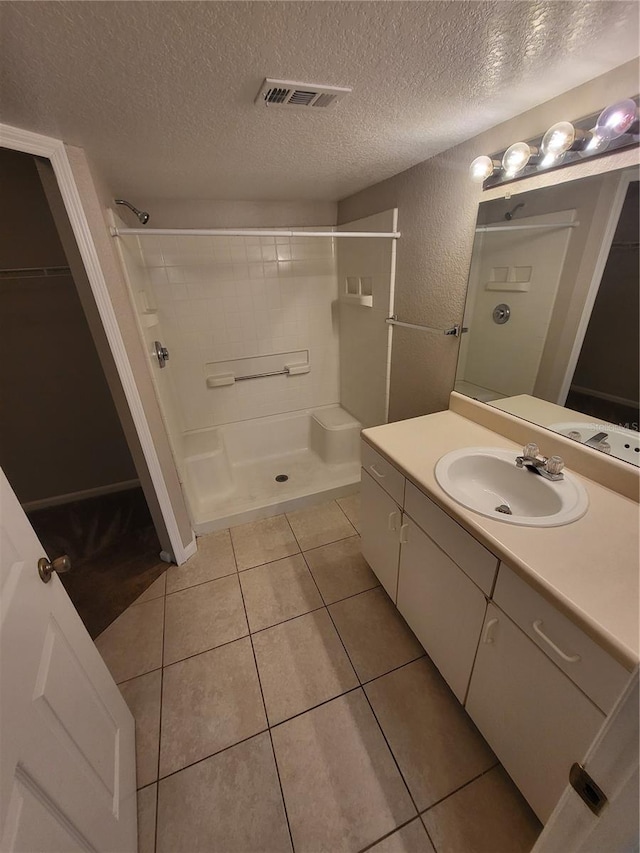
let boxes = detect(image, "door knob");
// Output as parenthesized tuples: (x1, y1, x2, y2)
(38, 555, 71, 584)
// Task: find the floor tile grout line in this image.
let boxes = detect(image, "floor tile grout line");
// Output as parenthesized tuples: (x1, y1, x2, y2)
(295, 528, 429, 843)
(155, 728, 271, 784)
(318, 579, 427, 844)
(153, 577, 168, 853)
(333, 496, 360, 536)
(356, 814, 427, 853)
(267, 682, 362, 732)
(164, 568, 239, 598)
(162, 629, 252, 670)
(229, 523, 297, 853)
(301, 530, 360, 557)
(418, 761, 502, 818)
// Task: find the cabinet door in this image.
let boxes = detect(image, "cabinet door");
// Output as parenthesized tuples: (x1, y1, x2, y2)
(360, 469, 402, 601)
(396, 517, 487, 703)
(466, 603, 605, 823)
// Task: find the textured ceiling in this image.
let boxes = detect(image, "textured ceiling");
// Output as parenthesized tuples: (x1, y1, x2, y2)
(1, 1, 638, 202)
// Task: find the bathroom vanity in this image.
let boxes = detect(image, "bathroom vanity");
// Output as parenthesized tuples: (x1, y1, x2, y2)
(360, 405, 638, 824)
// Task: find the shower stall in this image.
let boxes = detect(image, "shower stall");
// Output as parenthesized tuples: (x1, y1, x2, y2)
(114, 210, 397, 533)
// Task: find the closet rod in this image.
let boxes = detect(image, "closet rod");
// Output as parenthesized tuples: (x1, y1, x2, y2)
(475, 222, 579, 233)
(110, 227, 401, 239)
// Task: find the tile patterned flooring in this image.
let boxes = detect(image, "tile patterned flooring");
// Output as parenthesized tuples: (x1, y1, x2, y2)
(95, 495, 540, 853)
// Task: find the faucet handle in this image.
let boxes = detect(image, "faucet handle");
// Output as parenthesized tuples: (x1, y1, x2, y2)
(523, 442, 539, 459)
(545, 455, 565, 475)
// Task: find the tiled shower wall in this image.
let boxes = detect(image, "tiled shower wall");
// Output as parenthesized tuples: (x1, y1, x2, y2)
(121, 231, 339, 432)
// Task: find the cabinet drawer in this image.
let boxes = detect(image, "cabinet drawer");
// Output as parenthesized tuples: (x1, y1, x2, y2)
(494, 564, 631, 714)
(397, 517, 487, 703)
(361, 441, 405, 507)
(404, 481, 498, 596)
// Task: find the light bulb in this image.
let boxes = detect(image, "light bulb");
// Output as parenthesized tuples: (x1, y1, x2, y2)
(594, 99, 637, 141)
(469, 155, 495, 182)
(541, 121, 576, 155)
(502, 142, 533, 177)
(578, 128, 610, 157)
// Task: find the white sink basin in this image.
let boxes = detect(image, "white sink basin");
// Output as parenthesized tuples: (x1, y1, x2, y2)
(549, 421, 640, 468)
(435, 447, 589, 527)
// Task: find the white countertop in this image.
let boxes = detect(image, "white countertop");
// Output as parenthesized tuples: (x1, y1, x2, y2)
(362, 410, 640, 670)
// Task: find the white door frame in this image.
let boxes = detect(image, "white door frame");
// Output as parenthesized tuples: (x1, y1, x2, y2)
(0, 122, 194, 564)
(558, 167, 638, 405)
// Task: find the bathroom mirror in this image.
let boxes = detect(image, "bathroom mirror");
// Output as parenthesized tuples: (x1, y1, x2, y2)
(455, 165, 639, 467)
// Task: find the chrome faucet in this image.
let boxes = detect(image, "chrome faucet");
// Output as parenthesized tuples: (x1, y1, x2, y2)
(585, 431, 608, 448)
(515, 443, 565, 481)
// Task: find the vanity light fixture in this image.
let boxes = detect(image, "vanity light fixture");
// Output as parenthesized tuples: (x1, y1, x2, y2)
(594, 98, 638, 140)
(469, 155, 497, 182)
(502, 142, 537, 177)
(471, 97, 639, 189)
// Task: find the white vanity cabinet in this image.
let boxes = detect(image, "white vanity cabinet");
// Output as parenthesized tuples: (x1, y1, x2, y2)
(466, 602, 605, 822)
(360, 468, 403, 601)
(359, 436, 634, 827)
(396, 516, 487, 703)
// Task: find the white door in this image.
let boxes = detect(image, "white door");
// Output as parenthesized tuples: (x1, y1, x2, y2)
(396, 517, 487, 703)
(360, 470, 401, 601)
(0, 469, 137, 852)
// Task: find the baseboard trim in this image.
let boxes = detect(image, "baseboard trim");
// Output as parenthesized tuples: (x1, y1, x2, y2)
(22, 479, 141, 512)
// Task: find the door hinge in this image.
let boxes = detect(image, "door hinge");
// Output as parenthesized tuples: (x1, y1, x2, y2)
(569, 763, 608, 816)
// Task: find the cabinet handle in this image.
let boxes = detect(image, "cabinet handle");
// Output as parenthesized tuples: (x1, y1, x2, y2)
(532, 620, 581, 663)
(399, 522, 409, 544)
(388, 511, 399, 532)
(369, 464, 385, 478)
(482, 617, 499, 644)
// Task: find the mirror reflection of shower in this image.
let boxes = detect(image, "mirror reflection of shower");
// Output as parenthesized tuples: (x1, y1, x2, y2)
(114, 199, 150, 225)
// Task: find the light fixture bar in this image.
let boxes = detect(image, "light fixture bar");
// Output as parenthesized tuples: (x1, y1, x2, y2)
(471, 97, 639, 190)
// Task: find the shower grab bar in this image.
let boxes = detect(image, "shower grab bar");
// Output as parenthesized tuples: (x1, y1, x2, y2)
(110, 226, 400, 239)
(386, 315, 467, 337)
(235, 368, 290, 381)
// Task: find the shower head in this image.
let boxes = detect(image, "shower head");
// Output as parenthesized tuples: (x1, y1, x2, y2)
(115, 199, 150, 225)
(504, 203, 525, 221)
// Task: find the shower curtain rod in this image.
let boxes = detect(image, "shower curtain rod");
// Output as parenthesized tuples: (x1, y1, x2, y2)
(110, 227, 401, 239)
(475, 222, 579, 232)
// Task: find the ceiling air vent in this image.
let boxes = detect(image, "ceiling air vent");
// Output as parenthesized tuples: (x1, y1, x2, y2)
(256, 79, 351, 109)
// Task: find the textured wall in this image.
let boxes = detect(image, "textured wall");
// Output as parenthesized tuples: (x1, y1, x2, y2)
(129, 199, 337, 230)
(337, 60, 639, 422)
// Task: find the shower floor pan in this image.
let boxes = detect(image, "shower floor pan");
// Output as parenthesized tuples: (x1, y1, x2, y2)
(182, 406, 362, 534)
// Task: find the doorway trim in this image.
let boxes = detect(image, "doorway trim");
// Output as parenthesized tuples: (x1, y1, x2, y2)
(0, 122, 195, 564)
(557, 167, 638, 405)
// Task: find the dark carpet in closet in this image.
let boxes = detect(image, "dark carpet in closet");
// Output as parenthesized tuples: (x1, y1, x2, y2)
(28, 486, 165, 639)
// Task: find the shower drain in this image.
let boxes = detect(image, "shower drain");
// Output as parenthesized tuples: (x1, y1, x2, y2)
(275, 474, 289, 482)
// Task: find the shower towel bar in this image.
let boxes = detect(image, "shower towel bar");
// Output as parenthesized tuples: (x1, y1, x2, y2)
(234, 363, 309, 381)
(235, 368, 290, 381)
(110, 226, 401, 239)
(475, 222, 579, 232)
(386, 316, 467, 337)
